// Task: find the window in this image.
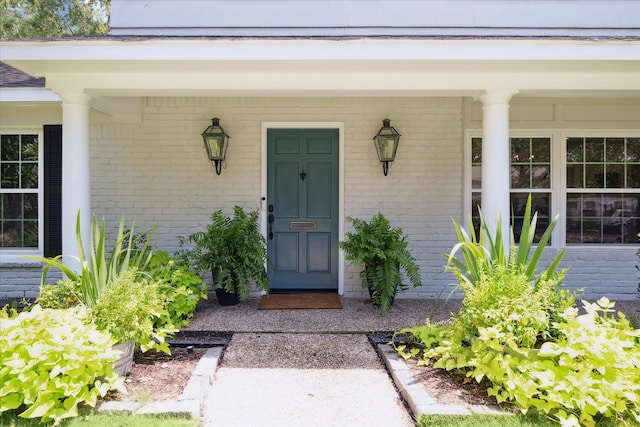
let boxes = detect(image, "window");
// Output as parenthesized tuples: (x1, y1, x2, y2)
(470, 136, 551, 242)
(566, 137, 640, 244)
(469, 132, 640, 247)
(0, 132, 41, 250)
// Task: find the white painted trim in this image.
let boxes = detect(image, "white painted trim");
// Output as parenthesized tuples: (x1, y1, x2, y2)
(0, 89, 61, 103)
(260, 122, 345, 295)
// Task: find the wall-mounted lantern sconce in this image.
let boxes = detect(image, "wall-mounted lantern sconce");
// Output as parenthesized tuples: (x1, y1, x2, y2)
(201, 117, 230, 175)
(373, 119, 401, 176)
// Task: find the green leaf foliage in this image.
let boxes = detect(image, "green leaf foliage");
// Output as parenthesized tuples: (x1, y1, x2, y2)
(26, 212, 156, 307)
(0, 305, 123, 425)
(149, 250, 208, 330)
(339, 212, 422, 315)
(178, 206, 270, 301)
(90, 269, 176, 353)
(0, 0, 110, 38)
(445, 194, 565, 286)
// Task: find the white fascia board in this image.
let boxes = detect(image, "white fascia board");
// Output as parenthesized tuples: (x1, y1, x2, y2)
(1, 38, 639, 65)
(0, 88, 61, 103)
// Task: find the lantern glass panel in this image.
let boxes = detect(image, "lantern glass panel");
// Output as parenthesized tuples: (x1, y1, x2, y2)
(205, 135, 225, 160)
(377, 136, 398, 161)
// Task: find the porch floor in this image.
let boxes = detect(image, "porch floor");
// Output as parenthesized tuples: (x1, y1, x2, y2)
(184, 297, 462, 334)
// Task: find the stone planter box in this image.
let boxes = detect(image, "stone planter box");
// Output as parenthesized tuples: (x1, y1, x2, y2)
(113, 340, 134, 376)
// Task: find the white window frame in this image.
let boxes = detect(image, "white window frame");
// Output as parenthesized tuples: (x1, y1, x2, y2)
(0, 127, 44, 263)
(465, 129, 640, 249)
(464, 130, 559, 249)
(560, 130, 640, 248)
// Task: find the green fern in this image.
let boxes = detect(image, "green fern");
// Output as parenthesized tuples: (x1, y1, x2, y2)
(178, 206, 270, 301)
(340, 213, 422, 314)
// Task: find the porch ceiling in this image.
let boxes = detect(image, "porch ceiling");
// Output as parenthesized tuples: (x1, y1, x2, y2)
(1, 38, 639, 99)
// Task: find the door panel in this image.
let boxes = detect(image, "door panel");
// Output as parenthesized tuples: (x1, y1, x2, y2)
(267, 128, 339, 291)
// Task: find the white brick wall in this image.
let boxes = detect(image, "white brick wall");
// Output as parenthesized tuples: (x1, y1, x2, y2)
(90, 97, 464, 298)
(2, 96, 638, 301)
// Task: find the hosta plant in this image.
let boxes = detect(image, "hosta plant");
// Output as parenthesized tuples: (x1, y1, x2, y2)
(0, 305, 124, 425)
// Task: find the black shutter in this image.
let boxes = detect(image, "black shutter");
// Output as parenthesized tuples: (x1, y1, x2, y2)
(43, 125, 62, 257)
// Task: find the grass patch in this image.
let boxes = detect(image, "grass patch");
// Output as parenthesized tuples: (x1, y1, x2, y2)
(0, 412, 199, 427)
(419, 413, 640, 427)
(418, 413, 558, 427)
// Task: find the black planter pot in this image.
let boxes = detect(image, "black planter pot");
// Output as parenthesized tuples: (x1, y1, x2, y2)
(214, 288, 240, 306)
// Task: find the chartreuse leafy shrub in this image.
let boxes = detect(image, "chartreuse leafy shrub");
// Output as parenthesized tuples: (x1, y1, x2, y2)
(36, 279, 83, 309)
(397, 195, 640, 426)
(0, 305, 124, 425)
(90, 269, 176, 354)
(149, 250, 208, 331)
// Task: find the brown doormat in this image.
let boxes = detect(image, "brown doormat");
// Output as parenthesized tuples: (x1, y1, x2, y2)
(258, 294, 342, 310)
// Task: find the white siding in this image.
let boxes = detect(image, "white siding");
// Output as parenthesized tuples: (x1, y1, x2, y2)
(110, 0, 640, 37)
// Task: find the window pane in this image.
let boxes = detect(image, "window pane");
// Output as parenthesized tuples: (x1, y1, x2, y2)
(567, 164, 583, 188)
(628, 164, 640, 188)
(566, 193, 583, 243)
(607, 138, 625, 162)
(471, 192, 481, 233)
(1, 135, 20, 161)
(471, 138, 482, 164)
(1, 221, 22, 247)
(471, 165, 481, 189)
(2, 194, 23, 219)
(565, 192, 640, 244)
(24, 193, 38, 219)
(532, 138, 550, 162)
(511, 192, 550, 243)
(585, 164, 604, 188)
(511, 138, 530, 163)
(23, 220, 38, 247)
(21, 163, 38, 189)
(627, 138, 640, 162)
(605, 165, 623, 188)
(582, 218, 602, 243)
(567, 137, 584, 162)
(585, 138, 605, 162)
(531, 165, 550, 189)
(1, 163, 19, 188)
(21, 135, 38, 161)
(511, 165, 530, 189)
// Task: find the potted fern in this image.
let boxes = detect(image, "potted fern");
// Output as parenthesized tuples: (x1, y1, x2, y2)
(339, 212, 422, 315)
(178, 206, 270, 305)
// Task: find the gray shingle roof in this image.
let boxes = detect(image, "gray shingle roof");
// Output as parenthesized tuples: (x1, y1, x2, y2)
(0, 62, 45, 88)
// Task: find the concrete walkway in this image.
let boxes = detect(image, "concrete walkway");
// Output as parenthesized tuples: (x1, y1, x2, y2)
(202, 333, 414, 427)
(188, 297, 459, 427)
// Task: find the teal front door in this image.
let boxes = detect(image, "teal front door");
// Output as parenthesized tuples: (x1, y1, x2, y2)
(267, 129, 339, 291)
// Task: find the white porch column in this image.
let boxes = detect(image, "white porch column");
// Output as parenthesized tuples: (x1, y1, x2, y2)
(479, 90, 517, 248)
(60, 92, 92, 271)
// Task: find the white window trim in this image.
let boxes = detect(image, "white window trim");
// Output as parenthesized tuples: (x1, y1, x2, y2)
(465, 129, 640, 249)
(0, 127, 45, 264)
(560, 130, 640, 249)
